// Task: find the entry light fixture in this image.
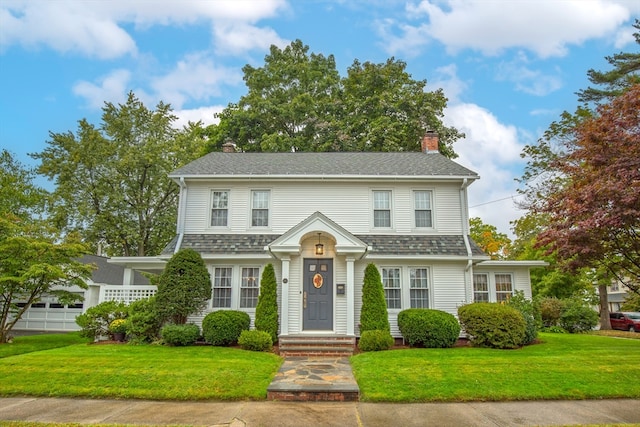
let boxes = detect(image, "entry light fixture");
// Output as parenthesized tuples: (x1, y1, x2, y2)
(315, 233, 324, 256)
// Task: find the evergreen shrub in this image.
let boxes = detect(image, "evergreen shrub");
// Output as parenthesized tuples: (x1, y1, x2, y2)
(360, 263, 390, 333)
(458, 303, 526, 349)
(126, 296, 164, 344)
(358, 329, 394, 352)
(75, 300, 128, 340)
(202, 310, 251, 346)
(397, 308, 460, 348)
(254, 263, 279, 343)
(160, 323, 200, 346)
(506, 291, 538, 345)
(238, 330, 273, 352)
(559, 300, 599, 333)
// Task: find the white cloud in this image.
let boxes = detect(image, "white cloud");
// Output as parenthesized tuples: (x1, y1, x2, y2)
(213, 23, 289, 55)
(173, 106, 223, 129)
(73, 69, 132, 109)
(0, 0, 288, 58)
(445, 102, 528, 237)
(393, 0, 630, 58)
(495, 52, 563, 96)
(150, 52, 243, 109)
(0, 1, 137, 59)
(429, 63, 468, 102)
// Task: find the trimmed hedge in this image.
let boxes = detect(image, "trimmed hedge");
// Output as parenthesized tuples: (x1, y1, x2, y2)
(397, 309, 460, 348)
(458, 303, 526, 349)
(202, 310, 251, 346)
(360, 263, 390, 333)
(161, 323, 200, 346)
(238, 330, 273, 352)
(255, 263, 279, 343)
(358, 330, 395, 352)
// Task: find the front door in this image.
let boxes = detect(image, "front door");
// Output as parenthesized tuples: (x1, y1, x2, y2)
(303, 258, 333, 331)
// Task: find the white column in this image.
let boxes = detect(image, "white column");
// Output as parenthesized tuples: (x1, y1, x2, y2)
(280, 256, 291, 336)
(346, 257, 355, 336)
(123, 268, 135, 286)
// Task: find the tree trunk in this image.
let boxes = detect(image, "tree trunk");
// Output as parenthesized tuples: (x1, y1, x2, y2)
(599, 283, 611, 330)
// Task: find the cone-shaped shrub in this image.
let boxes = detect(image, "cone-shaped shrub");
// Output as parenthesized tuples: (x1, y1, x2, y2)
(155, 249, 211, 324)
(360, 263, 390, 333)
(255, 263, 279, 343)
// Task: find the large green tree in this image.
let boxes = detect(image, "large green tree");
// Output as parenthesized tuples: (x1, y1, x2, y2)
(32, 92, 206, 257)
(0, 150, 92, 343)
(209, 39, 462, 157)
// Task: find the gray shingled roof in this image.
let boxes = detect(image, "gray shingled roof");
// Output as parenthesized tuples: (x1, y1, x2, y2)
(162, 234, 486, 257)
(80, 254, 150, 285)
(169, 152, 478, 178)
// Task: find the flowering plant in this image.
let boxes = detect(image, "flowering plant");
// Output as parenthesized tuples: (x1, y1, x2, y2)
(109, 318, 128, 334)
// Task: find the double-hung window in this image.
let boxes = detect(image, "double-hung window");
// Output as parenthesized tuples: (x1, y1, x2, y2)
(373, 190, 392, 228)
(382, 267, 401, 309)
(414, 190, 433, 228)
(240, 267, 260, 308)
(212, 267, 232, 308)
(211, 190, 229, 227)
(473, 273, 490, 302)
(495, 274, 513, 302)
(409, 268, 429, 308)
(251, 190, 270, 227)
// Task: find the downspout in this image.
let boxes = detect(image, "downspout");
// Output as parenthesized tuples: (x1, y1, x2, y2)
(460, 178, 474, 302)
(174, 176, 187, 254)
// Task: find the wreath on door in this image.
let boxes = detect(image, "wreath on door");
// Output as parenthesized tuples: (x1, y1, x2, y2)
(313, 273, 323, 289)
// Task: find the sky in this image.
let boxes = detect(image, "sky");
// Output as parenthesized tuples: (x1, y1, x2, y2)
(1, 0, 639, 238)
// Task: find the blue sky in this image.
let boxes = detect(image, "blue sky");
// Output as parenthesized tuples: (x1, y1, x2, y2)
(1, 0, 638, 237)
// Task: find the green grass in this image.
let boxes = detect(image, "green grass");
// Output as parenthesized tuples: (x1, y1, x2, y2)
(0, 333, 90, 358)
(350, 332, 640, 402)
(0, 340, 282, 400)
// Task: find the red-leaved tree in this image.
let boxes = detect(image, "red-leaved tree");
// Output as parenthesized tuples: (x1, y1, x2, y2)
(535, 84, 640, 294)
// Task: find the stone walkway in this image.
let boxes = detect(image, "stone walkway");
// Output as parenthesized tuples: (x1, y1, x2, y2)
(266, 357, 360, 401)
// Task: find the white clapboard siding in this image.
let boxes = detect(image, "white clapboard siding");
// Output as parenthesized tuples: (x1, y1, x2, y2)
(431, 263, 469, 317)
(182, 180, 465, 235)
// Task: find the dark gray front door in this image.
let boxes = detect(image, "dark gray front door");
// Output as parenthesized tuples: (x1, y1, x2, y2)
(303, 258, 333, 330)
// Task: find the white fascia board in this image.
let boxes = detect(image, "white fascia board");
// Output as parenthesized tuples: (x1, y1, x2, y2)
(363, 254, 488, 262)
(476, 260, 549, 267)
(170, 174, 479, 182)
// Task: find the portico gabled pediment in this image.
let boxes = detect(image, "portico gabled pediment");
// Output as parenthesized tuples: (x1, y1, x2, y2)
(266, 211, 369, 257)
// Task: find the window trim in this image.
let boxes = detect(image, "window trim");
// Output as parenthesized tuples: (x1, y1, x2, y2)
(381, 266, 402, 310)
(472, 273, 490, 303)
(209, 189, 230, 228)
(239, 266, 261, 309)
(250, 189, 271, 229)
(212, 266, 233, 308)
(409, 267, 430, 309)
(412, 189, 435, 229)
(372, 189, 393, 229)
(472, 272, 515, 303)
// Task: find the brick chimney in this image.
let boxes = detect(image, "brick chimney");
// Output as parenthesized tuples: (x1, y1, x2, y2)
(421, 131, 439, 153)
(222, 140, 236, 153)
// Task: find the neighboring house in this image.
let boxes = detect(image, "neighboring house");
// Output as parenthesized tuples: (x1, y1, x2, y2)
(599, 279, 637, 312)
(110, 134, 546, 338)
(12, 254, 151, 332)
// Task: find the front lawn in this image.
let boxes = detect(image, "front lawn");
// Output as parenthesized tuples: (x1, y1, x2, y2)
(350, 332, 640, 402)
(0, 333, 90, 358)
(0, 339, 282, 400)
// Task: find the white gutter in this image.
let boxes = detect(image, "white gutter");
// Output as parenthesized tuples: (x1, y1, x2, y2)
(174, 176, 187, 254)
(460, 178, 475, 303)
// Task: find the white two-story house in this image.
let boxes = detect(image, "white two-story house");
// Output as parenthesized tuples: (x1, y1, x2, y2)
(110, 133, 545, 340)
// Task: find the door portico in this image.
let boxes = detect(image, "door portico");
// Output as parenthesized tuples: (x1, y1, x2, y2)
(265, 212, 370, 336)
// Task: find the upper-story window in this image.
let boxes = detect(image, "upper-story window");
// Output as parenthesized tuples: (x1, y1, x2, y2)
(251, 190, 270, 227)
(211, 190, 229, 227)
(373, 190, 392, 228)
(414, 190, 433, 228)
